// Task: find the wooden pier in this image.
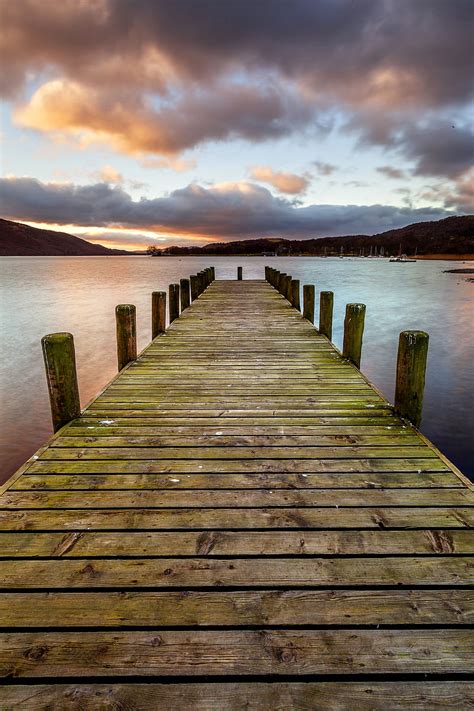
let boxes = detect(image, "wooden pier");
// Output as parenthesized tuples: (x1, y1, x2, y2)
(1, 272, 473, 708)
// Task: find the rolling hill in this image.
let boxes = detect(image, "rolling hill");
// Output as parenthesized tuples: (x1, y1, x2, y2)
(0, 219, 131, 256)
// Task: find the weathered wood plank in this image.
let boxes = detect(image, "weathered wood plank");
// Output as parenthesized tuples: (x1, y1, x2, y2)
(2, 682, 473, 710)
(1, 557, 472, 588)
(13, 471, 462, 490)
(2, 507, 472, 530)
(1, 529, 472, 557)
(2, 488, 473, 509)
(1, 630, 473, 677)
(1, 589, 472, 626)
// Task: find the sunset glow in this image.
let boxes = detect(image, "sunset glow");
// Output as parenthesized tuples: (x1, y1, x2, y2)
(1, 1, 473, 248)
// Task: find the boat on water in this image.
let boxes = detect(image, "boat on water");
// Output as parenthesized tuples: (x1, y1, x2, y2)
(389, 253, 417, 263)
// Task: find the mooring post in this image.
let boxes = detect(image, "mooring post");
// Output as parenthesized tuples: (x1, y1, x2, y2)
(237, 266, 243, 280)
(210, 266, 216, 281)
(169, 284, 180, 322)
(190, 275, 199, 301)
(199, 271, 206, 293)
(116, 304, 137, 371)
(284, 275, 292, 301)
(303, 284, 315, 323)
(180, 278, 191, 311)
(343, 303, 366, 368)
(319, 291, 334, 340)
(206, 267, 213, 285)
(151, 291, 166, 339)
(290, 279, 300, 310)
(278, 272, 287, 294)
(41, 332, 81, 432)
(394, 330, 429, 427)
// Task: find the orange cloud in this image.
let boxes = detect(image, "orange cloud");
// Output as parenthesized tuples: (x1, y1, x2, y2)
(251, 166, 310, 194)
(16, 79, 313, 158)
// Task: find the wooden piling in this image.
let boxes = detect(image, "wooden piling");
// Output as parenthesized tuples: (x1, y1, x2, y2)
(41, 332, 81, 432)
(284, 275, 292, 301)
(190, 275, 199, 301)
(180, 279, 191, 311)
(115, 304, 137, 371)
(395, 330, 429, 427)
(210, 266, 215, 281)
(303, 284, 315, 323)
(169, 284, 180, 323)
(277, 272, 286, 294)
(237, 266, 243, 280)
(291, 279, 301, 310)
(151, 291, 166, 339)
(319, 291, 334, 340)
(343, 303, 366, 368)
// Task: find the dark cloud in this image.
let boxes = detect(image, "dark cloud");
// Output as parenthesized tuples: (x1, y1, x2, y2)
(0, 176, 455, 240)
(2, 1, 472, 166)
(2, 1, 473, 106)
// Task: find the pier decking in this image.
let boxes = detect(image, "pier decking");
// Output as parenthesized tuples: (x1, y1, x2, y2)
(1, 278, 473, 708)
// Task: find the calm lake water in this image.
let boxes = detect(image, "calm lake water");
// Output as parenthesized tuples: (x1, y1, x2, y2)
(0, 255, 473, 483)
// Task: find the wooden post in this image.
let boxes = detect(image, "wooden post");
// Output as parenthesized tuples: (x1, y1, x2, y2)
(206, 267, 212, 285)
(41, 332, 81, 432)
(284, 275, 292, 301)
(198, 271, 205, 294)
(180, 278, 190, 311)
(151, 291, 166, 339)
(395, 330, 429, 427)
(319, 291, 334, 340)
(116, 304, 137, 371)
(303, 284, 315, 323)
(190, 275, 199, 301)
(237, 266, 243, 280)
(343, 303, 366, 368)
(169, 284, 180, 322)
(278, 273, 287, 294)
(210, 266, 215, 281)
(291, 279, 300, 310)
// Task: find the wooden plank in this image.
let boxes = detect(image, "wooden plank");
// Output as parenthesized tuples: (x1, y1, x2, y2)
(1, 556, 472, 588)
(1, 629, 473, 677)
(1, 529, 473, 557)
(2, 488, 473, 509)
(25, 459, 452, 473)
(2, 682, 473, 710)
(50, 434, 424, 446)
(37, 446, 438, 460)
(13, 471, 462, 490)
(1, 589, 472, 627)
(1, 507, 472, 531)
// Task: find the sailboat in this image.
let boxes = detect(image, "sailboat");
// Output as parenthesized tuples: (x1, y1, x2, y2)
(389, 243, 416, 263)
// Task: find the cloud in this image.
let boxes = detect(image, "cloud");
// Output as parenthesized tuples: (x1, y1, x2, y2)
(2, 1, 473, 165)
(0, 176, 457, 242)
(16, 79, 315, 156)
(313, 161, 336, 176)
(377, 166, 406, 180)
(250, 166, 310, 194)
(95, 166, 123, 184)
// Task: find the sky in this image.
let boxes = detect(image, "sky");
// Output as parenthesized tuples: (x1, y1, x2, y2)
(0, 0, 473, 250)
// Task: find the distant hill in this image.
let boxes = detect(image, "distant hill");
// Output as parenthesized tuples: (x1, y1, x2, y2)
(0, 219, 131, 256)
(150, 215, 474, 257)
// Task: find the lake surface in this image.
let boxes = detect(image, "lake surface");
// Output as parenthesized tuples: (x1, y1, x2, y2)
(1, 255, 473, 483)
